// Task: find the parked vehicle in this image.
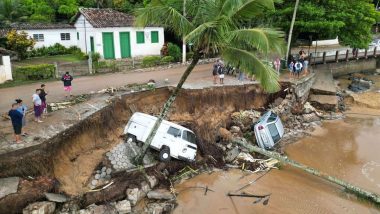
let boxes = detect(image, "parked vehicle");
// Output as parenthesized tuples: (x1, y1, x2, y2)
(370, 39, 380, 47)
(123, 112, 197, 162)
(251, 111, 285, 149)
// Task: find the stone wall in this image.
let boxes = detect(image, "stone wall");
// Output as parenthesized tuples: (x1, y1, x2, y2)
(314, 58, 377, 77)
(0, 56, 12, 84)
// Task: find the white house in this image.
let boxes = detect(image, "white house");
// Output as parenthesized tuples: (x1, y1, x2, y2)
(72, 8, 165, 59)
(8, 23, 77, 48)
(1, 8, 165, 59)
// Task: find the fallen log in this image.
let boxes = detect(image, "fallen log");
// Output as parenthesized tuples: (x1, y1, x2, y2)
(232, 138, 380, 205)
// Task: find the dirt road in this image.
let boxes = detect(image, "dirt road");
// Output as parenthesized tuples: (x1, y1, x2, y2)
(0, 64, 213, 113)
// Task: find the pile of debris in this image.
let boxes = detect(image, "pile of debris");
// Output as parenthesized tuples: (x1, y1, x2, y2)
(348, 75, 374, 92)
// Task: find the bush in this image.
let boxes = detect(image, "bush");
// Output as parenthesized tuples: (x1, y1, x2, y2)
(90, 52, 101, 63)
(167, 43, 181, 62)
(6, 30, 35, 60)
(14, 64, 55, 80)
(28, 43, 83, 58)
(160, 56, 174, 64)
(142, 56, 161, 67)
(186, 52, 194, 61)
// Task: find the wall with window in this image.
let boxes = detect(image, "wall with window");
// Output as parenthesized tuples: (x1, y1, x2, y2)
(21, 29, 77, 48)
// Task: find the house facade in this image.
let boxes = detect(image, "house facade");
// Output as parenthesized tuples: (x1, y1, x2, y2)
(8, 23, 77, 49)
(2, 8, 164, 59)
(73, 8, 164, 59)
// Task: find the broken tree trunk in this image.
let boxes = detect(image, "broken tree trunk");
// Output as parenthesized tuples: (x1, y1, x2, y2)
(232, 138, 380, 204)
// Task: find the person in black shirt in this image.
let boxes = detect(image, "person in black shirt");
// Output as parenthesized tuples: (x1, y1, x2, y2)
(39, 84, 48, 115)
(61, 72, 73, 98)
(8, 103, 23, 143)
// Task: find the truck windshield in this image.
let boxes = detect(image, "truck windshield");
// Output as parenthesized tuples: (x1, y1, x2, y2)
(182, 130, 196, 144)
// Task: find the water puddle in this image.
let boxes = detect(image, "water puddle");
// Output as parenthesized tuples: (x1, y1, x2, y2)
(174, 113, 380, 213)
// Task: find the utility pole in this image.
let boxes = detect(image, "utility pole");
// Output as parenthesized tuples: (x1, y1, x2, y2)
(285, 0, 300, 63)
(182, 0, 186, 64)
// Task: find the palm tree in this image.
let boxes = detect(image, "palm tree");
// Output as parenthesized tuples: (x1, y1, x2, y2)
(134, 0, 285, 164)
(285, 0, 300, 62)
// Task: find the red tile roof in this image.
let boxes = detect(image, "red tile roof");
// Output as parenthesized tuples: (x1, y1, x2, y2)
(75, 8, 135, 28)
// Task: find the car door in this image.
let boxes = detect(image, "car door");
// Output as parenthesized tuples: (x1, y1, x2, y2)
(166, 126, 182, 158)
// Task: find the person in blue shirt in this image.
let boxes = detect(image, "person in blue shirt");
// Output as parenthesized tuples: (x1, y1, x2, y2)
(8, 103, 23, 143)
(16, 99, 28, 136)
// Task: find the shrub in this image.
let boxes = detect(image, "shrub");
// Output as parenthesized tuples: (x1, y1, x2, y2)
(167, 43, 181, 62)
(142, 56, 161, 67)
(14, 64, 55, 80)
(186, 52, 194, 61)
(6, 30, 35, 60)
(90, 52, 101, 63)
(160, 56, 174, 64)
(28, 43, 83, 58)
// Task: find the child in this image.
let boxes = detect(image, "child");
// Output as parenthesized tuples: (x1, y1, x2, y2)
(8, 103, 23, 143)
(294, 61, 303, 79)
(288, 61, 295, 78)
(218, 64, 225, 84)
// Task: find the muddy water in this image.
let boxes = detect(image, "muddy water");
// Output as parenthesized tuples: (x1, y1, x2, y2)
(174, 113, 380, 213)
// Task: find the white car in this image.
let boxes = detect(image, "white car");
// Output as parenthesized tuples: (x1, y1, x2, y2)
(252, 111, 284, 149)
(123, 112, 197, 162)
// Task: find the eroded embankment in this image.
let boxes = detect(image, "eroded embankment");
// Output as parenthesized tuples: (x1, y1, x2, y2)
(0, 84, 287, 197)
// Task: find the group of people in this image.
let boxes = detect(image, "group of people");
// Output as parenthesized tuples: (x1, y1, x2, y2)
(212, 59, 226, 84)
(7, 72, 74, 143)
(288, 50, 309, 79)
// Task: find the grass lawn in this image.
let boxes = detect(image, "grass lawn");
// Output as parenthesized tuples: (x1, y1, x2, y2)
(13, 54, 84, 66)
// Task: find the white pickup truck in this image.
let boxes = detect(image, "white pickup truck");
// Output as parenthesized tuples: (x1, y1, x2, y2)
(123, 112, 198, 162)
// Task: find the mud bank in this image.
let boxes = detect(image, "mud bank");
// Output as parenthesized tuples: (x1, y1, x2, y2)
(0, 84, 287, 193)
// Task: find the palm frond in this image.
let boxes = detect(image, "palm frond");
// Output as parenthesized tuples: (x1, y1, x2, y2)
(229, 28, 285, 55)
(229, 0, 275, 21)
(134, 2, 193, 37)
(222, 46, 280, 92)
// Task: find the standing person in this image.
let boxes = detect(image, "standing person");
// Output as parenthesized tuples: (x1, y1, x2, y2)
(218, 62, 225, 84)
(274, 58, 281, 75)
(288, 61, 295, 78)
(15, 99, 28, 136)
(212, 60, 219, 84)
(303, 56, 309, 76)
(32, 89, 43, 123)
(294, 61, 303, 79)
(61, 72, 73, 98)
(8, 103, 23, 143)
(237, 68, 245, 82)
(39, 84, 48, 116)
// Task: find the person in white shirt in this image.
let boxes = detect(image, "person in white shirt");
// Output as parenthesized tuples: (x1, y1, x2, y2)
(32, 89, 43, 123)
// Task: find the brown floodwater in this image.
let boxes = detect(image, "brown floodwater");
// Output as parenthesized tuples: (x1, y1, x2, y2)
(174, 110, 380, 213)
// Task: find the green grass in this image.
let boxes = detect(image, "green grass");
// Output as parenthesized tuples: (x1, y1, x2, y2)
(0, 78, 58, 89)
(13, 54, 84, 66)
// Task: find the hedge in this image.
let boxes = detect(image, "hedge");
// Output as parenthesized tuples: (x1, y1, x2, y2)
(160, 56, 174, 64)
(142, 56, 161, 67)
(14, 64, 55, 80)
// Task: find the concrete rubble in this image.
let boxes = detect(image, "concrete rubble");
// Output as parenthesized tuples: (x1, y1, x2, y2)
(44, 193, 68, 203)
(23, 201, 56, 214)
(0, 177, 19, 199)
(147, 189, 174, 200)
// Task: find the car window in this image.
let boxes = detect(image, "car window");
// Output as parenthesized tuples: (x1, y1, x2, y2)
(267, 112, 278, 123)
(182, 130, 196, 144)
(167, 127, 181, 137)
(268, 123, 281, 143)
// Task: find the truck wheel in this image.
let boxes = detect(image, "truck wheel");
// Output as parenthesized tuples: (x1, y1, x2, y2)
(126, 134, 136, 143)
(159, 147, 171, 162)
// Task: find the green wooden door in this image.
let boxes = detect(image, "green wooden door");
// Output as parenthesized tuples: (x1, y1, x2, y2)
(102, 32, 115, 59)
(90, 36, 94, 53)
(119, 32, 131, 58)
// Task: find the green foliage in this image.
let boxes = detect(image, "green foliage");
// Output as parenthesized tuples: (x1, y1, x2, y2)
(167, 43, 181, 62)
(135, 0, 285, 92)
(142, 55, 161, 67)
(14, 64, 55, 80)
(28, 44, 82, 58)
(160, 56, 174, 64)
(266, 0, 380, 48)
(91, 52, 101, 63)
(6, 30, 35, 60)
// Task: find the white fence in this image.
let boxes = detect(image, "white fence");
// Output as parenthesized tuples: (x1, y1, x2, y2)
(0, 56, 12, 84)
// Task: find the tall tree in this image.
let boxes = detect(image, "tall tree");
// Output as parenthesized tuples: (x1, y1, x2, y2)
(285, 0, 299, 62)
(133, 0, 285, 163)
(267, 0, 379, 49)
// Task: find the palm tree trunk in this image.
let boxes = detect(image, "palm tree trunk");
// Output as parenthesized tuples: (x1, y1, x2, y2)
(232, 138, 380, 205)
(285, 0, 300, 63)
(134, 52, 201, 164)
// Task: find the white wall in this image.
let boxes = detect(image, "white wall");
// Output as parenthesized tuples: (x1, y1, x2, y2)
(0, 56, 12, 84)
(74, 15, 164, 59)
(312, 37, 339, 46)
(20, 29, 77, 48)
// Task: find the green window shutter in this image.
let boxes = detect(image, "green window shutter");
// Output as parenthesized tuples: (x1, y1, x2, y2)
(77, 32, 79, 40)
(136, 31, 145, 44)
(151, 31, 159, 43)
